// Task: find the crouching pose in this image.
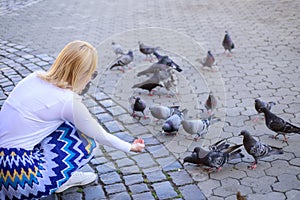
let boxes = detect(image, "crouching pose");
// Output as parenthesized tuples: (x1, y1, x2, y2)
(0, 40, 144, 199)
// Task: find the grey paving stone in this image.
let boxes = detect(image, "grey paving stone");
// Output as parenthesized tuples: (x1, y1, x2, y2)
(115, 157, 135, 168)
(131, 153, 157, 168)
(104, 183, 127, 195)
(285, 190, 300, 200)
(152, 181, 178, 200)
(108, 192, 131, 200)
(103, 121, 125, 133)
(99, 171, 122, 185)
(83, 185, 106, 200)
(61, 192, 82, 200)
(168, 170, 194, 186)
(132, 192, 155, 200)
(144, 170, 166, 183)
(123, 174, 144, 185)
(90, 157, 108, 166)
(128, 183, 149, 194)
(95, 113, 114, 123)
(272, 173, 300, 192)
(179, 184, 207, 200)
(120, 165, 141, 176)
(96, 162, 116, 175)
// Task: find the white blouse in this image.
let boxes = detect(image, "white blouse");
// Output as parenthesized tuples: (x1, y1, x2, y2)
(0, 72, 131, 152)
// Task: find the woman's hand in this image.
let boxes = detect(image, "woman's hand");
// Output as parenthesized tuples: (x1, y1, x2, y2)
(130, 138, 145, 152)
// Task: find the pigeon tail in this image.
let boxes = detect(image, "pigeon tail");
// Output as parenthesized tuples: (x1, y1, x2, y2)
(228, 149, 244, 160)
(269, 146, 284, 155)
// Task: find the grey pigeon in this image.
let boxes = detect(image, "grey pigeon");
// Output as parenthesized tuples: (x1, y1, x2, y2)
(253, 98, 276, 122)
(240, 130, 284, 169)
(182, 115, 220, 141)
(201, 50, 215, 71)
(162, 69, 179, 97)
(111, 41, 125, 56)
(260, 107, 300, 142)
(138, 41, 159, 61)
(222, 31, 235, 56)
(149, 105, 180, 121)
(162, 109, 187, 135)
(205, 91, 217, 114)
(137, 55, 182, 77)
(132, 69, 163, 95)
(80, 71, 98, 95)
(130, 96, 147, 119)
(110, 50, 133, 72)
(183, 139, 244, 172)
(153, 52, 182, 72)
(255, 98, 276, 113)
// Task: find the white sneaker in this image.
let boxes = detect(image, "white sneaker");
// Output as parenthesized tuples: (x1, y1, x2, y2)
(55, 172, 97, 193)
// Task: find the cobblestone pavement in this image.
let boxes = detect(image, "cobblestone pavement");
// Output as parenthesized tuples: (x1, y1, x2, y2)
(1, 0, 300, 200)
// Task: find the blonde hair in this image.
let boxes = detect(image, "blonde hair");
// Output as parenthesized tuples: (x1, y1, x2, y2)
(38, 40, 98, 93)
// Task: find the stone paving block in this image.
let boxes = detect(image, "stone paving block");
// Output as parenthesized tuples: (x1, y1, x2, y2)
(103, 121, 125, 133)
(123, 174, 144, 185)
(96, 162, 116, 175)
(61, 192, 82, 200)
(152, 181, 178, 200)
(109, 151, 128, 161)
(247, 192, 286, 200)
(131, 153, 157, 169)
(213, 177, 252, 197)
(104, 183, 127, 195)
(285, 190, 300, 200)
(99, 171, 122, 185)
(168, 170, 194, 186)
(132, 192, 155, 200)
(128, 183, 149, 194)
(83, 185, 106, 200)
(147, 144, 170, 158)
(197, 179, 221, 198)
(272, 173, 300, 193)
(90, 157, 108, 166)
(119, 165, 141, 175)
(179, 184, 206, 200)
(144, 170, 167, 183)
(116, 157, 135, 168)
(240, 176, 276, 194)
(108, 192, 131, 200)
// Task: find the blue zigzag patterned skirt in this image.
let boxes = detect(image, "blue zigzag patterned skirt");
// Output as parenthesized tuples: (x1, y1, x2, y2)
(0, 122, 96, 200)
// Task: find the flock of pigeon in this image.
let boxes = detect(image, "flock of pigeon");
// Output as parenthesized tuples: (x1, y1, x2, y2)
(107, 31, 300, 173)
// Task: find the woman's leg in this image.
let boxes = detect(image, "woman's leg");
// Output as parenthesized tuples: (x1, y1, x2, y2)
(0, 121, 97, 199)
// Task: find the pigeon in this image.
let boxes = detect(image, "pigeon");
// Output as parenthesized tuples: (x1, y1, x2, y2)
(161, 69, 179, 97)
(162, 109, 187, 135)
(222, 31, 235, 56)
(149, 105, 180, 121)
(205, 91, 217, 114)
(137, 55, 182, 77)
(111, 41, 125, 56)
(236, 191, 247, 200)
(153, 52, 182, 72)
(132, 69, 163, 95)
(239, 130, 284, 169)
(182, 115, 220, 141)
(138, 41, 159, 61)
(130, 96, 147, 119)
(260, 107, 300, 142)
(80, 71, 98, 95)
(110, 50, 133, 72)
(200, 50, 215, 71)
(183, 139, 244, 172)
(253, 98, 276, 122)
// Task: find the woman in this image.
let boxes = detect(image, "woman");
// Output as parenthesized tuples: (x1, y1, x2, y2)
(0, 40, 145, 199)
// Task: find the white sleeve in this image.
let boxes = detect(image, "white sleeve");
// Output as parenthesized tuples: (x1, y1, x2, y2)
(61, 95, 132, 152)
